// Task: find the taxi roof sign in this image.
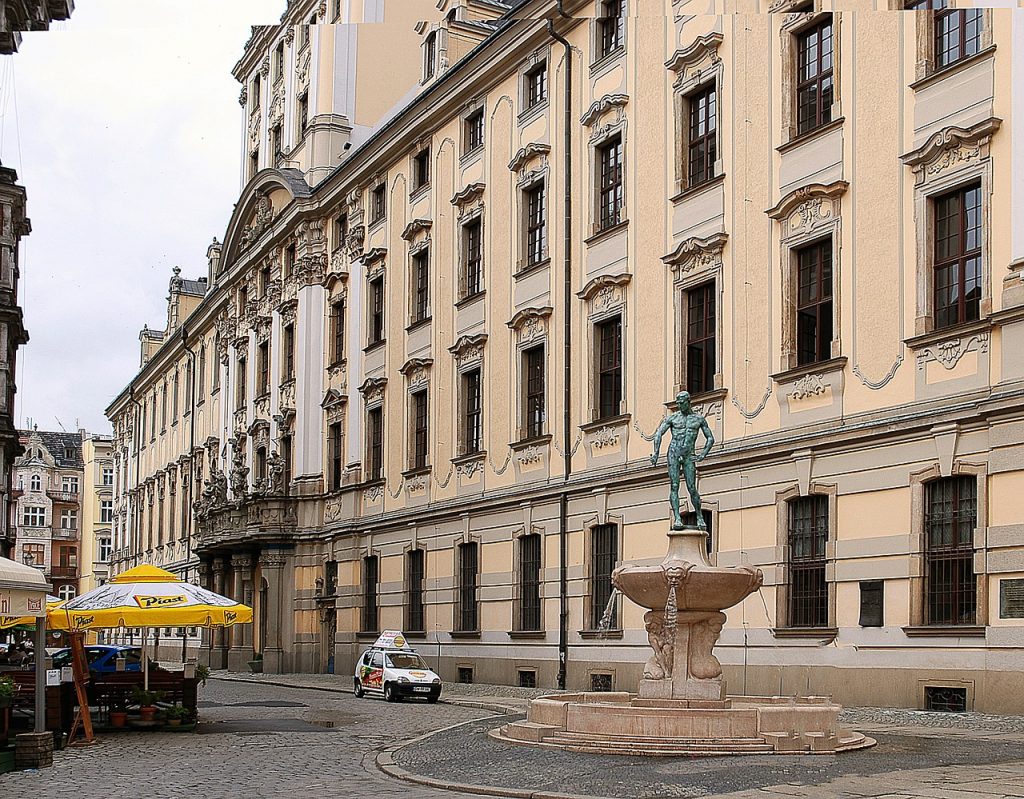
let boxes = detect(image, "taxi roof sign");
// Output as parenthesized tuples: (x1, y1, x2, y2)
(372, 630, 412, 650)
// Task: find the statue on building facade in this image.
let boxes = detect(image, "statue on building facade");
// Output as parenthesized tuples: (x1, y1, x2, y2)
(229, 435, 250, 502)
(266, 449, 286, 495)
(651, 391, 715, 530)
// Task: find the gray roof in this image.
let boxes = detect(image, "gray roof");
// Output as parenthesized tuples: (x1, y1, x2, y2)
(16, 430, 83, 470)
(179, 278, 208, 297)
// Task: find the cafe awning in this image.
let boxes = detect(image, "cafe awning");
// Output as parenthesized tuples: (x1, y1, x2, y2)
(0, 555, 50, 618)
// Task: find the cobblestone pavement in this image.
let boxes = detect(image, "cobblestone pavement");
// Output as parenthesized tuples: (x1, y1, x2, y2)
(3, 675, 1024, 799)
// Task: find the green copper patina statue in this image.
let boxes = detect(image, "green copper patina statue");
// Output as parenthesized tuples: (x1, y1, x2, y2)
(651, 391, 715, 530)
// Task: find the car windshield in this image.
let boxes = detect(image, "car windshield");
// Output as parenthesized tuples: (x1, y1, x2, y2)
(386, 653, 426, 670)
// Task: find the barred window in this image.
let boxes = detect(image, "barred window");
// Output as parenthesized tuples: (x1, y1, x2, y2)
(597, 135, 624, 231)
(591, 524, 618, 629)
(796, 238, 834, 365)
(687, 85, 717, 187)
(362, 555, 379, 633)
(925, 476, 977, 626)
(519, 534, 542, 631)
(686, 281, 716, 394)
(934, 183, 981, 330)
(597, 316, 622, 420)
(407, 549, 425, 632)
(458, 542, 479, 632)
(796, 18, 834, 136)
(788, 495, 829, 628)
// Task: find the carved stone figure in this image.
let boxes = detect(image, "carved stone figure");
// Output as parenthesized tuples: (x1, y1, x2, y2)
(651, 391, 715, 530)
(642, 610, 674, 680)
(229, 436, 250, 502)
(267, 450, 286, 495)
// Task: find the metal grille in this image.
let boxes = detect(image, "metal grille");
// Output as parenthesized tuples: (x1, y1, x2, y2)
(407, 549, 425, 632)
(463, 218, 482, 297)
(597, 135, 623, 231)
(598, 0, 624, 58)
(688, 85, 717, 187)
(412, 390, 429, 470)
(788, 495, 829, 628)
(935, 7, 982, 68)
(329, 302, 345, 366)
(518, 670, 537, 688)
(925, 476, 977, 626)
(525, 346, 546, 439)
(934, 184, 981, 329)
(458, 667, 474, 684)
(686, 282, 716, 394)
(590, 673, 613, 692)
(362, 556, 379, 633)
(367, 408, 384, 481)
(796, 238, 834, 365)
(369, 276, 385, 344)
(458, 543, 479, 632)
(591, 524, 618, 629)
(525, 182, 546, 267)
(796, 19, 834, 135)
(463, 369, 483, 455)
(519, 534, 542, 631)
(925, 686, 967, 713)
(597, 316, 622, 420)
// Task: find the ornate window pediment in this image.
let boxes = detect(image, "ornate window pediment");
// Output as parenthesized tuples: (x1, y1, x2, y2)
(580, 93, 629, 128)
(451, 182, 485, 220)
(507, 306, 553, 348)
(900, 118, 1001, 187)
(357, 377, 387, 406)
(508, 142, 550, 175)
(401, 218, 433, 243)
(661, 232, 727, 278)
(449, 333, 488, 368)
(399, 357, 433, 389)
(666, 32, 723, 90)
(766, 180, 849, 241)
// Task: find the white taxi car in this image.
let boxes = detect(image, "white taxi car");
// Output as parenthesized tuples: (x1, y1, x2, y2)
(353, 631, 442, 703)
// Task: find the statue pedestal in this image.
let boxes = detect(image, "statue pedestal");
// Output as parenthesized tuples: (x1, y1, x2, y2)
(639, 609, 726, 701)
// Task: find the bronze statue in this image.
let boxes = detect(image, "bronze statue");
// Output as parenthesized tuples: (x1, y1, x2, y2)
(651, 391, 714, 530)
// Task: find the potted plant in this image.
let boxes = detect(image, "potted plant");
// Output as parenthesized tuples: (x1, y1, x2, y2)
(0, 676, 15, 709)
(131, 687, 165, 723)
(109, 698, 128, 728)
(247, 653, 263, 674)
(163, 704, 190, 727)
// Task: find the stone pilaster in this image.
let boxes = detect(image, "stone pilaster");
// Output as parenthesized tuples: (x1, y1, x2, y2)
(211, 557, 228, 670)
(228, 553, 255, 671)
(258, 550, 288, 673)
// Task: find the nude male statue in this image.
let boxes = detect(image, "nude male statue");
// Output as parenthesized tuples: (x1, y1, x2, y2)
(650, 391, 715, 530)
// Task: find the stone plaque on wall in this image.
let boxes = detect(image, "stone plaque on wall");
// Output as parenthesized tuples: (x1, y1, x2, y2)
(999, 579, 1024, 620)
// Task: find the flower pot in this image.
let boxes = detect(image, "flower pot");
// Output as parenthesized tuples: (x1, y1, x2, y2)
(166, 718, 182, 727)
(110, 711, 128, 728)
(139, 705, 157, 723)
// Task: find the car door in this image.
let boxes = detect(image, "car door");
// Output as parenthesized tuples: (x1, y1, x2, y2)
(364, 651, 385, 693)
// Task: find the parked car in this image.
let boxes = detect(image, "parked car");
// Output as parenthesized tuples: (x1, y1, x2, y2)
(354, 631, 442, 703)
(50, 645, 143, 673)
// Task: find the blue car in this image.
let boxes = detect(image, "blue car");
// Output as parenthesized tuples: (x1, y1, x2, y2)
(50, 645, 142, 673)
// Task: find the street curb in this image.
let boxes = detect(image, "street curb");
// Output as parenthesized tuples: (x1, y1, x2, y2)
(375, 714, 621, 799)
(209, 673, 525, 715)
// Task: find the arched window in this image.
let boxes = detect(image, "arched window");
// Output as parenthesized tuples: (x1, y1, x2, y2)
(58, 584, 77, 602)
(30, 474, 41, 492)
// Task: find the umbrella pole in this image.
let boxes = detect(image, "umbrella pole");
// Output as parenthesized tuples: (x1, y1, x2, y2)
(33, 613, 45, 734)
(144, 627, 149, 692)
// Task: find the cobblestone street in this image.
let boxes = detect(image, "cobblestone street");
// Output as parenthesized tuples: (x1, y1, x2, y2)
(2, 677, 1024, 799)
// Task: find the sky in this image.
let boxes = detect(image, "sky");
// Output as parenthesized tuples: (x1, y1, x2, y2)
(3, 0, 285, 435)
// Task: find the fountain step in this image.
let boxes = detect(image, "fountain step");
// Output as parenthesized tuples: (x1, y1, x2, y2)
(543, 731, 775, 757)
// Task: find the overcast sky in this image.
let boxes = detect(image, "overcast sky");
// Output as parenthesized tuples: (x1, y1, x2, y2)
(3, 0, 284, 435)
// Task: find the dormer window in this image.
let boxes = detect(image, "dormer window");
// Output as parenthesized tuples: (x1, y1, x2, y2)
(424, 31, 437, 81)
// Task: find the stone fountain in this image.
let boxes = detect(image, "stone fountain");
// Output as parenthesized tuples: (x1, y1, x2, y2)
(493, 392, 874, 756)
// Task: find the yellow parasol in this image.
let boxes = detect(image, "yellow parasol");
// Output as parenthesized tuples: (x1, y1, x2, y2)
(48, 564, 252, 689)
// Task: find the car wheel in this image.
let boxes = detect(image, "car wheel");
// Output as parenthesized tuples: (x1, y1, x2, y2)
(353, 679, 364, 698)
(384, 683, 399, 703)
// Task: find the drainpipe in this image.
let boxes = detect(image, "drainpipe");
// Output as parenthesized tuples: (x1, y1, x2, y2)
(547, 3, 573, 692)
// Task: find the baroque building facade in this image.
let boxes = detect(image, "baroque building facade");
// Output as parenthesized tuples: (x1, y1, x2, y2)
(108, 0, 1024, 712)
(79, 433, 113, 594)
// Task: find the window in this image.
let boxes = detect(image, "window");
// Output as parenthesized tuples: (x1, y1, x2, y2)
(297, 92, 309, 138)
(333, 0, 342, 21)
(362, 555, 379, 633)
(407, 548, 425, 632)
(524, 182, 547, 268)
(236, 356, 247, 410)
(935, 5, 982, 70)
(519, 670, 537, 688)
(251, 73, 261, 111)
(63, 476, 79, 494)
(368, 275, 385, 345)
(198, 345, 207, 399)
(328, 422, 343, 491)
(925, 685, 967, 712)
(255, 446, 268, 487)
(367, 407, 384, 481)
(686, 282, 716, 394)
(597, 0, 624, 59)
(58, 584, 77, 602)
(524, 345, 546, 439)
(462, 218, 483, 298)
(60, 510, 78, 530)
(334, 213, 348, 251)
(257, 341, 270, 396)
(271, 124, 282, 161)
(524, 61, 547, 110)
(590, 524, 618, 629)
(519, 533, 542, 631)
(458, 666, 474, 684)
(102, 466, 114, 486)
(160, 385, 167, 431)
(151, 393, 157, 440)
(934, 183, 981, 330)
(796, 19, 834, 136)
(788, 495, 829, 628)
(596, 316, 623, 419)
(796, 238, 833, 365)
(464, 109, 484, 154)
(283, 323, 296, 380)
(329, 299, 346, 364)
(413, 147, 430, 191)
(281, 434, 293, 494)
(238, 285, 249, 316)
(596, 135, 624, 231)
(463, 368, 483, 455)
(273, 40, 285, 83)
(22, 542, 44, 566)
(687, 85, 717, 187)
(458, 542, 479, 632)
(423, 31, 437, 80)
(411, 249, 430, 324)
(30, 474, 40, 492)
(370, 183, 387, 224)
(411, 390, 429, 470)
(98, 537, 112, 563)
(925, 476, 977, 626)
(212, 339, 221, 390)
(284, 244, 296, 279)
(859, 580, 884, 627)
(23, 506, 45, 527)
(171, 371, 179, 420)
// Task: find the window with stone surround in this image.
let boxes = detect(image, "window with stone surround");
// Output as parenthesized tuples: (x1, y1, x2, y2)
(412, 146, 431, 193)
(366, 407, 384, 481)
(423, 30, 437, 81)
(596, 0, 625, 61)
(590, 523, 618, 629)
(518, 533, 542, 631)
(906, 1, 989, 79)
(461, 368, 483, 456)
(368, 274, 385, 346)
(925, 476, 977, 626)
(523, 180, 547, 270)
(524, 60, 547, 111)
(410, 248, 430, 325)
(328, 302, 344, 367)
(410, 389, 428, 470)
(595, 315, 623, 420)
(687, 84, 717, 188)
(685, 281, 716, 394)
(596, 134, 624, 232)
(933, 183, 981, 330)
(327, 421, 343, 491)
(369, 182, 387, 225)
(457, 542, 479, 632)
(361, 555, 379, 633)
(796, 18, 834, 136)
(464, 109, 484, 155)
(787, 495, 829, 628)
(462, 217, 483, 299)
(796, 237, 834, 366)
(406, 548, 425, 632)
(523, 345, 546, 440)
